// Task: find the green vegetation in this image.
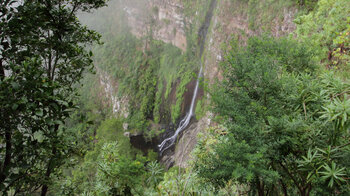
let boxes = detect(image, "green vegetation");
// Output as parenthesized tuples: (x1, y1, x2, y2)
(196, 35, 349, 195)
(295, 0, 319, 11)
(191, 3, 350, 195)
(195, 97, 207, 120)
(153, 79, 163, 124)
(0, 0, 106, 194)
(295, 0, 350, 76)
(222, 0, 295, 33)
(52, 117, 151, 195)
(1, 0, 350, 195)
(90, 11, 199, 126)
(171, 69, 193, 123)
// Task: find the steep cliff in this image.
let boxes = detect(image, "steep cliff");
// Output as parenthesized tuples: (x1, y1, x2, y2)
(122, 0, 187, 50)
(84, 0, 300, 168)
(46, 0, 350, 194)
(165, 0, 299, 167)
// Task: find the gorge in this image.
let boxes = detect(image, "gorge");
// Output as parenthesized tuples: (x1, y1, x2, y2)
(2, 0, 349, 194)
(158, 0, 217, 155)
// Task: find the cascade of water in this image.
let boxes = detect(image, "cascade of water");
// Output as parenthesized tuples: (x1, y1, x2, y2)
(158, 0, 216, 153)
(158, 66, 203, 153)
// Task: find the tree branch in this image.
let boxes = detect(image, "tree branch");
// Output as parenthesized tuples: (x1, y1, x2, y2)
(279, 161, 303, 194)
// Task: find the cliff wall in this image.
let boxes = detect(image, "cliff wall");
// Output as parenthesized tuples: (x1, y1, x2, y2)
(123, 0, 187, 51)
(88, 0, 300, 168)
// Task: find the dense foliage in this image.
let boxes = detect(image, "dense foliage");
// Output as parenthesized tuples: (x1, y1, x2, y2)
(295, 0, 350, 73)
(196, 36, 350, 195)
(0, 0, 106, 194)
(1, 0, 349, 195)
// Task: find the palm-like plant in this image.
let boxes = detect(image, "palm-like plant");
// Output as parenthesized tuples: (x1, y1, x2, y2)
(147, 161, 164, 187)
(319, 162, 346, 188)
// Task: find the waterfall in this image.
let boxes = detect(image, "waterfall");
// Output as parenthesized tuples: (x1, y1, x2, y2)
(158, 0, 217, 153)
(158, 66, 203, 153)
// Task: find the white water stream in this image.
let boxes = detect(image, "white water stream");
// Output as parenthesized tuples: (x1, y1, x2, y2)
(158, 66, 203, 152)
(158, 0, 217, 153)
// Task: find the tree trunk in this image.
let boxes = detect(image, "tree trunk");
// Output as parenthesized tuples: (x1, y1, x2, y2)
(299, 185, 311, 196)
(256, 179, 265, 196)
(0, 130, 12, 186)
(0, 59, 4, 81)
(280, 179, 288, 196)
(41, 146, 57, 196)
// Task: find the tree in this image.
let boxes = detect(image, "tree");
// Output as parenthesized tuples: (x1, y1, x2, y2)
(295, 0, 350, 69)
(196, 36, 350, 195)
(94, 141, 147, 195)
(0, 0, 106, 194)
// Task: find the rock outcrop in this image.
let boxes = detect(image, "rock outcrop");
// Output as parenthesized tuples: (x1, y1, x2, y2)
(97, 69, 129, 118)
(123, 0, 187, 51)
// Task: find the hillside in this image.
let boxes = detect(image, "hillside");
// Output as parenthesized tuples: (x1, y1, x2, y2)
(58, 0, 350, 194)
(76, 0, 302, 168)
(1, 0, 349, 195)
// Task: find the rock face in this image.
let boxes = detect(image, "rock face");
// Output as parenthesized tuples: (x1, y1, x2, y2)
(101, 0, 299, 168)
(97, 69, 129, 118)
(151, 0, 187, 51)
(172, 0, 298, 168)
(123, 0, 187, 51)
(174, 112, 212, 167)
(203, 0, 298, 84)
